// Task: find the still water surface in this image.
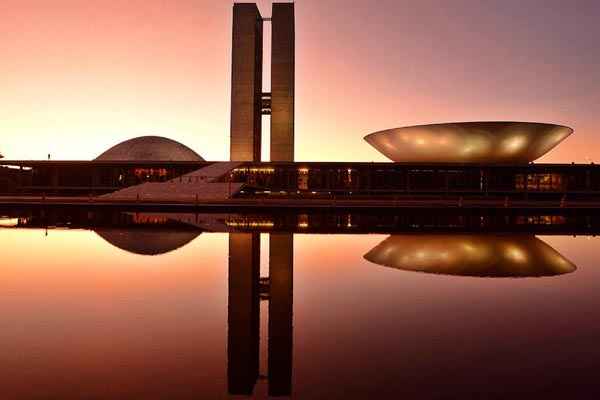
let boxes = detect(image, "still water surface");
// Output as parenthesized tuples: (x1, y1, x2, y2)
(1, 213, 600, 398)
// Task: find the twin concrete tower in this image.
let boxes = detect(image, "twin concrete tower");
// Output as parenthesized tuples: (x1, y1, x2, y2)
(230, 2, 295, 162)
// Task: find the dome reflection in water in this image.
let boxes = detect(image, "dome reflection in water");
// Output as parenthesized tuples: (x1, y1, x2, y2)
(94, 229, 200, 256)
(93, 213, 202, 256)
(364, 234, 576, 277)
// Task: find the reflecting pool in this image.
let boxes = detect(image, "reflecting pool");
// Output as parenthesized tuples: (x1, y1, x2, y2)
(1, 209, 600, 398)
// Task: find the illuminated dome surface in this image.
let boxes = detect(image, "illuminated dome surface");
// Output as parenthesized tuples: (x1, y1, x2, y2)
(95, 136, 204, 162)
(364, 122, 572, 163)
(364, 234, 576, 278)
(95, 228, 200, 256)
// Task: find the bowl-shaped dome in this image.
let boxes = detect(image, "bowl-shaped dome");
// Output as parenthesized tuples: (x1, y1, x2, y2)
(364, 234, 576, 278)
(95, 228, 200, 256)
(95, 136, 204, 162)
(364, 122, 572, 163)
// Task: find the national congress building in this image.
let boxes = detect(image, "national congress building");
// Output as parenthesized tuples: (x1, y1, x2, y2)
(1, 2, 598, 203)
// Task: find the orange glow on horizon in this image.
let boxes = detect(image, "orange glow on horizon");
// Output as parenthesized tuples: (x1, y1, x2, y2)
(0, 1, 598, 163)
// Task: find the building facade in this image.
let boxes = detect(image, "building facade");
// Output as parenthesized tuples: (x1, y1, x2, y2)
(230, 3, 295, 162)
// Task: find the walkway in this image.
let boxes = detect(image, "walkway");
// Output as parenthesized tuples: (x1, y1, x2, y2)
(97, 162, 244, 202)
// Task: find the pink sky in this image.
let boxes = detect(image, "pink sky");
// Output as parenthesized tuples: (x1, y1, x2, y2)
(1, 0, 598, 162)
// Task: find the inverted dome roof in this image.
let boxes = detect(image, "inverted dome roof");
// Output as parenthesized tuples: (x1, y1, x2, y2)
(95, 136, 204, 162)
(365, 122, 572, 163)
(95, 228, 200, 256)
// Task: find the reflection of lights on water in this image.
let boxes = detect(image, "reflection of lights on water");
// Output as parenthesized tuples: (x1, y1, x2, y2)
(226, 220, 275, 228)
(555, 255, 570, 266)
(297, 214, 309, 229)
(462, 243, 476, 253)
(505, 245, 527, 263)
(132, 214, 168, 225)
(365, 234, 577, 277)
(0, 218, 19, 227)
(233, 167, 275, 174)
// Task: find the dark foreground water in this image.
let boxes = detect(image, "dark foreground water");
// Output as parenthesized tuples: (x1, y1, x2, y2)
(1, 210, 600, 399)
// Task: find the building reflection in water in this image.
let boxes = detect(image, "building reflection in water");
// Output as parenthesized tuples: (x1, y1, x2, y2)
(93, 217, 295, 396)
(228, 232, 293, 397)
(90, 214, 202, 256)
(364, 234, 576, 277)
(13, 209, 296, 396)
(2, 210, 579, 397)
(94, 228, 201, 256)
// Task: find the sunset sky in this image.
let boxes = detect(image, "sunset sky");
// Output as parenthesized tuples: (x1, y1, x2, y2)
(1, 0, 598, 162)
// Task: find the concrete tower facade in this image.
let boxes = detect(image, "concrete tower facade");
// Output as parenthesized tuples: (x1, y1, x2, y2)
(230, 4, 263, 162)
(270, 3, 295, 162)
(230, 3, 295, 162)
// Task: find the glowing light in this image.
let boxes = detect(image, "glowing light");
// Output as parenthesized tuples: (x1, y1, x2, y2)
(364, 235, 576, 277)
(233, 167, 275, 174)
(365, 122, 572, 163)
(505, 246, 527, 263)
(504, 136, 527, 153)
(462, 243, 476, 253)
(0, 218, 19, 227)
(297, 214, 309, 228)
(225, 219, 274, 228)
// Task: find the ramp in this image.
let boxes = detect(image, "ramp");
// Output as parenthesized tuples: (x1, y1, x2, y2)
(99, 162, 245, 202)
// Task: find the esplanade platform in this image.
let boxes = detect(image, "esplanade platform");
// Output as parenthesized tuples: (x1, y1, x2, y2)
(1, 3, 597, 210)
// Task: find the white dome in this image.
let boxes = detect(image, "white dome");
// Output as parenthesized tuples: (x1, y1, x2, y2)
(95, 136, 204, 162)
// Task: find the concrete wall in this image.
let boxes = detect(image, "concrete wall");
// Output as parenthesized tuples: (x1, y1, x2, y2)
(230, 4, 263, 161)
(270, 3, 295, 162)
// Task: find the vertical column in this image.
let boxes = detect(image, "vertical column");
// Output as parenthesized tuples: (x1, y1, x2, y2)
(228, 233, 261, 395)
(268, 233, 294, 396)
(51, 167, 59, 194)
(270, 3, 295, 162)
(231, 4, 263, 161)
(16, 165, 23, 193)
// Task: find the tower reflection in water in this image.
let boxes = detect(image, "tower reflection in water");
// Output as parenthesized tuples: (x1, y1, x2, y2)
(364, 234, 576, 277)
(3, 209, 582, 398)
(228, 233, 293, 397)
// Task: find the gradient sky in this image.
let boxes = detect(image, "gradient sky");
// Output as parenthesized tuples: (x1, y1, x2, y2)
(1, 0, 599, 162)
